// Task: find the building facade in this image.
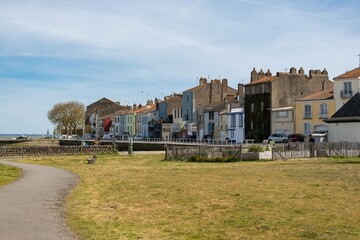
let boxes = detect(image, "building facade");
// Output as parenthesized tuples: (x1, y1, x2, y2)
(294, 87, 335, 136)
(333, 66, 360, 110)
(245, 67, 333, 142)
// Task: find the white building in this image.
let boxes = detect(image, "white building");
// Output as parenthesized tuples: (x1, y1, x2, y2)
(333, 66, 360, 110)
(324, 92, 360, 142)
(227, 107, 245, 143)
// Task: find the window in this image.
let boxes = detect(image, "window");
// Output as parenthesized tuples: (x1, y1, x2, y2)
(342, 82, 353, 98)
(185, 108, 189, 121)
(209, 111, 214, 120)
(231, 115, 236, 127)
(260, 102, 264, 111)
(239, 114, 243, 127)
(230, 130, 235, 138)
(208, 123, 214, 134)
(251, 103, 254, 113)
(304, 104, 312, 118)
(304, 123, 311, 135)
(250, 121, 253, 130)
(344, 82, 352, 94)
(320, 103, 328, 118)
(276, 111, 288, 119)
(186, 94, 189, 103)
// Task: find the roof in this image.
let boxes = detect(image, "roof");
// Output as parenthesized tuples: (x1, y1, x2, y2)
(324, 92, 360, 123)
(270, 106, 294, 111)
(246, 76, 278, 86)
(333, 67, 360, 79)
(296, 87, 334, 101)
(184, 80, 237, 93)
(198, 102, 226, 113)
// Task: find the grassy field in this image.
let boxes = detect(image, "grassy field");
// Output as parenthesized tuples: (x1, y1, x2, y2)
(0, 163, 21, 187)
(19, 154, 360, 240)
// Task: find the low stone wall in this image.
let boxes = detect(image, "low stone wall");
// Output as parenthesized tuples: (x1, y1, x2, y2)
(0, 145, 115, 157)
(0, 139, 32, 146)
(59, 139, 166, 151)
(115, 142, 165, 151)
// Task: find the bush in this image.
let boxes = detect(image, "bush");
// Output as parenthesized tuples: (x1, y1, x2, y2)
(248, 144, 264, 153)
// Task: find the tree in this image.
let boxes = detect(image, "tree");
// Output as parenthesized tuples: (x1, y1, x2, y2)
(47, 101, 85, 136)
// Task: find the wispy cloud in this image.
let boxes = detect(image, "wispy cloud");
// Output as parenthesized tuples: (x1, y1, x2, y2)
(0, 0, 360, 133)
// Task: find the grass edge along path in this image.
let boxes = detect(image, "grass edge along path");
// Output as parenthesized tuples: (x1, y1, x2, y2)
(18, 154, 360, 240)
(0, 163, 21, 187)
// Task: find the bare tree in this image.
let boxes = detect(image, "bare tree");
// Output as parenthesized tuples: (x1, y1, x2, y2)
(48, 101, 85, 136)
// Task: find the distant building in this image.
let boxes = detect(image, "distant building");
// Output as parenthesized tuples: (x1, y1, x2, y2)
(227, 106, 245, 143)
(294, 87, 335, 136)
(333, 66, 360, 110)
(245, 67, 333, 142)
(324, 92, 360, 142)
(182, 77, 237, 139)
(85, 98, 124, 138)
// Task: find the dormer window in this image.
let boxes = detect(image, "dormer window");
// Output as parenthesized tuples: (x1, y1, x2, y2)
(341, 82, 353, 98)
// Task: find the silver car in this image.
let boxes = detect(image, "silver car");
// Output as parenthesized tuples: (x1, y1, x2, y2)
(268, 133, 288, 143)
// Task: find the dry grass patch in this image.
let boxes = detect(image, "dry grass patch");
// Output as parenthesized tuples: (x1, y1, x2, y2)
(0, 163, 21, 187)
(19, 154, 360, 240)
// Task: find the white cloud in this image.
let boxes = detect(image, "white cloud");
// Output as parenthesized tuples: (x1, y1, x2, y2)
(0, 0, 360, 133)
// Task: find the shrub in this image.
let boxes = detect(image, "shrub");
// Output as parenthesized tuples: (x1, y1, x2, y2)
(248, 144, 264, 153)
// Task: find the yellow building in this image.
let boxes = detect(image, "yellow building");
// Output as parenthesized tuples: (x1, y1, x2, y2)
(294, 87, 335, 136)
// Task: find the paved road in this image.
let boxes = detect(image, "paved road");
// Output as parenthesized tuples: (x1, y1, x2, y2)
(0, 160, 79, 240)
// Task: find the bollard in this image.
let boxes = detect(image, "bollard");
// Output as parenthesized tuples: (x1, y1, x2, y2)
(128, 145, 133, 155)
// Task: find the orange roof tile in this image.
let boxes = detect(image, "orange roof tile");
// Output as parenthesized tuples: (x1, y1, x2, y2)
(334, 67, 360, 79)
(246, 76, 278, 85)
(296, 87, 334, 101)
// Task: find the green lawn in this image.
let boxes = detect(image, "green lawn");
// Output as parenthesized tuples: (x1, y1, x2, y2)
(0, 163, 21, 187)
(20, 154, 360, 240)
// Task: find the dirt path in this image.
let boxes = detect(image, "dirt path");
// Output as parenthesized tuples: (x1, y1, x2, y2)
(0, 160, 79, 240)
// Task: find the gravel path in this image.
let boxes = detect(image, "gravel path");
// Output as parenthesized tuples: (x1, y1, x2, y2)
(0, 160, 79, 240)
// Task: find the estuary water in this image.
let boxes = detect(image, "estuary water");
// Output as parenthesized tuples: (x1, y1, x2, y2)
(0, 134, 44, 140)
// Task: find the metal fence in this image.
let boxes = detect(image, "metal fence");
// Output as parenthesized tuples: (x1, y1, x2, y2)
(165, 142, 360, 161)
(165, 144, 243, 160)
(116, 138, 241, 145)
(272, 142, 360, 160)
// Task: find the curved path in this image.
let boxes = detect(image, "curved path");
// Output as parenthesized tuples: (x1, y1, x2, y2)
(0, 160, 79, 240)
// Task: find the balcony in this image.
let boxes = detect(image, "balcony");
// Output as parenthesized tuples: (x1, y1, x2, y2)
(319, 114, 328, 119)
(303, 113, 312, 119)
(340, 90, 352, 99)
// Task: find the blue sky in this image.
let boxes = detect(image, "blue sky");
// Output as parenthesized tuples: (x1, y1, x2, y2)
(1, 0, 360, 134)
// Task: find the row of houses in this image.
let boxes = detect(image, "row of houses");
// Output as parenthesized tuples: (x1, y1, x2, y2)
(84, 66, 360, 143)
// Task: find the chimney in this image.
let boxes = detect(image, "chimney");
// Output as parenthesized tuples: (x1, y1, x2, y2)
(258, 69, 265, 78)
(209, 80, 213, 104)
(290, 67, 297, 74)
(238, 83, 244, 98)
(221, 78, 228, 100)
(133, 103, 137, 110)
(298, 67, 305, 74)
(250, 68, 258, 82)
(199, 77, 207, 86)
(265, 69, 272, 76)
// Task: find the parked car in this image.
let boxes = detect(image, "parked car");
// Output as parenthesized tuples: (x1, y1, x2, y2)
(202, 135, 213, 142)
(133, 134, 143, 140)
(14, 135, 28, 140)
(103, 133, 113, 140)
(288, 133, 305, 142)
(267, 133, 288, 143)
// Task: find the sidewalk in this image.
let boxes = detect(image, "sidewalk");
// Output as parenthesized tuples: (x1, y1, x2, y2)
(0, 160, 79, 240)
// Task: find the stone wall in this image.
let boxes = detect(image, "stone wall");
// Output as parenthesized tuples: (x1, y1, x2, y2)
(0, 145, 115, 157)
(59, 139, 166, 151)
